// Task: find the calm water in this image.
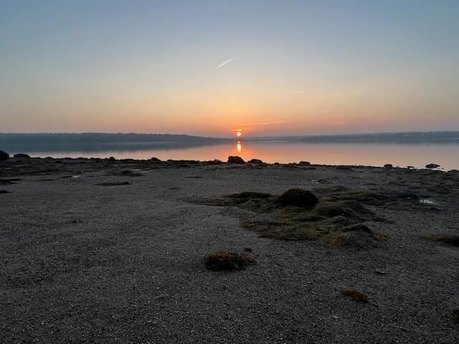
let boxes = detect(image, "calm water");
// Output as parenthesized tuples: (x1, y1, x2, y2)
(21, 142, 459, 170)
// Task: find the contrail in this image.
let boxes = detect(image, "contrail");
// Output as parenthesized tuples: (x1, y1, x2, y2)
(215, 57, 235, 69)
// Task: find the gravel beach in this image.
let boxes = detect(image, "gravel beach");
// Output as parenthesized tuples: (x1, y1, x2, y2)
(1, 157, 458, 343)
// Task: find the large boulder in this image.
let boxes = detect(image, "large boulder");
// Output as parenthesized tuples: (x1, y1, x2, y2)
(275, 188, 319, 208)
(227, 156, 245, 164)
(0, 150, 9, 160)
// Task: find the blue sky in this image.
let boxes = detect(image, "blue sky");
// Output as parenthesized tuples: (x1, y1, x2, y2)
(1, 0, 458, 136)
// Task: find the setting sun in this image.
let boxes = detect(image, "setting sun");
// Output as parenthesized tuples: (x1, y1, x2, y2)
(236, 130, 242, 138)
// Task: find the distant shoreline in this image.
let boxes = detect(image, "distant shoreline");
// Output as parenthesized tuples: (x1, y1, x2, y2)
(1, 131, 458, 152)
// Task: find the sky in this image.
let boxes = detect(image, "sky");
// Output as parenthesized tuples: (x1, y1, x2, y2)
(1, 0, 458, 137)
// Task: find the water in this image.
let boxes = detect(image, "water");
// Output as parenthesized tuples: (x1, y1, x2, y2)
(18, 141, 459, 170)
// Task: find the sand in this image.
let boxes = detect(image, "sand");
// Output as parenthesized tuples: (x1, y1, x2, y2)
(1, 157, 458, 343)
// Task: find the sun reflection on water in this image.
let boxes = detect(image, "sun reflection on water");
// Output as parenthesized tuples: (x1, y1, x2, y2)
(236, 141, 242, 153)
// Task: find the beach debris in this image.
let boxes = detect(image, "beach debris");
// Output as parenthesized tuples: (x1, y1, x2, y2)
(425, 163, 440, 169)
(0, 150, 9, 160)
(205, 251, 256, 271)
(342, 289, 369, 303)
(427, 234, 459, 247)
(275, 188, 319, 208)
(227, 156, 245, 164)
(13, 153, 30, 158)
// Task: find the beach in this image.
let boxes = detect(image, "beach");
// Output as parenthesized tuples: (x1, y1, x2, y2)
(1, 156, 458, 343)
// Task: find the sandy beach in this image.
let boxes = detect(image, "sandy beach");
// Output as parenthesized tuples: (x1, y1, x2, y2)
(1, 156, 458, 343)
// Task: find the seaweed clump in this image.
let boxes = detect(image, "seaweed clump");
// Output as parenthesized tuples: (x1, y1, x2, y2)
(205, 251, 256, 271)
(208, 188, 387, 249)
(428, 234, 459, 247)
(342, 289, 369, 303)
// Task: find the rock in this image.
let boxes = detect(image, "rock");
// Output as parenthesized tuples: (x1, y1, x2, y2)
(205, 251, 256, 271)
(227, 156, 245, 164)
(150, 157, 161, 162)
(13, 153, 30, 158)
(248, 158, 263, 164)
(340, 223, 372, 233)
(275, 189, 319, 208)
(342, 289, 369, 303)
(383, 164, 393, 169)
(299, 161, 311, 166)
(425, 163, 440, 169)
(315, 202, 348, 217)
(0, 150, 9, 160)
(107, 156, 116, 161)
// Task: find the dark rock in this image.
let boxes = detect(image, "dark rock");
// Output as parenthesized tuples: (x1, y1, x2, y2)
(275, 189, 319, 208)
(248, 158, 263, 164)
(150, 157, 161, 162)
(13, 153, 30, 158)
(107, 156, 116, 161)
(227, 156, 245, 164)
(0, 190, 11, 194)
(208, 159, 223, 165)
(342, 289, 369, 303)
(205, 251, 256, 271)
(383, 164, 393, 169)
(0, 150, 9, 160)
(425, 163, 440, 169)
(299, 161, 311, 166)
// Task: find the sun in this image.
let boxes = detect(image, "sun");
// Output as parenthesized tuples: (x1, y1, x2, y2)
(236, 129, 242, 138)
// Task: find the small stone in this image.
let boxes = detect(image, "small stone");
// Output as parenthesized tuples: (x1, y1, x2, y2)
(275, 189, 319, 209)
(425, 163, 440, 169)
(13, 153, 30, 158)
(227, 156, 245, 164)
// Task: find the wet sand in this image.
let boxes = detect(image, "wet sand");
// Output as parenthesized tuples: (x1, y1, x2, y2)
(1, 157, 458, 343)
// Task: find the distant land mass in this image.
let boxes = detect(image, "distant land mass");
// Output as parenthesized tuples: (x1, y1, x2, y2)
(0, 131, 458, 153)
(248, 131, 459, 144)
(0, 133, 230, 152)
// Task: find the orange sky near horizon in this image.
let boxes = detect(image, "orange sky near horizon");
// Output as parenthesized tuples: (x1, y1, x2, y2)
(1, 1, 458, 137)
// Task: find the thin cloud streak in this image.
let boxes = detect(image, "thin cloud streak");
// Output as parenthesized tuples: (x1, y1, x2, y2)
(215, 57, 235, 69)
